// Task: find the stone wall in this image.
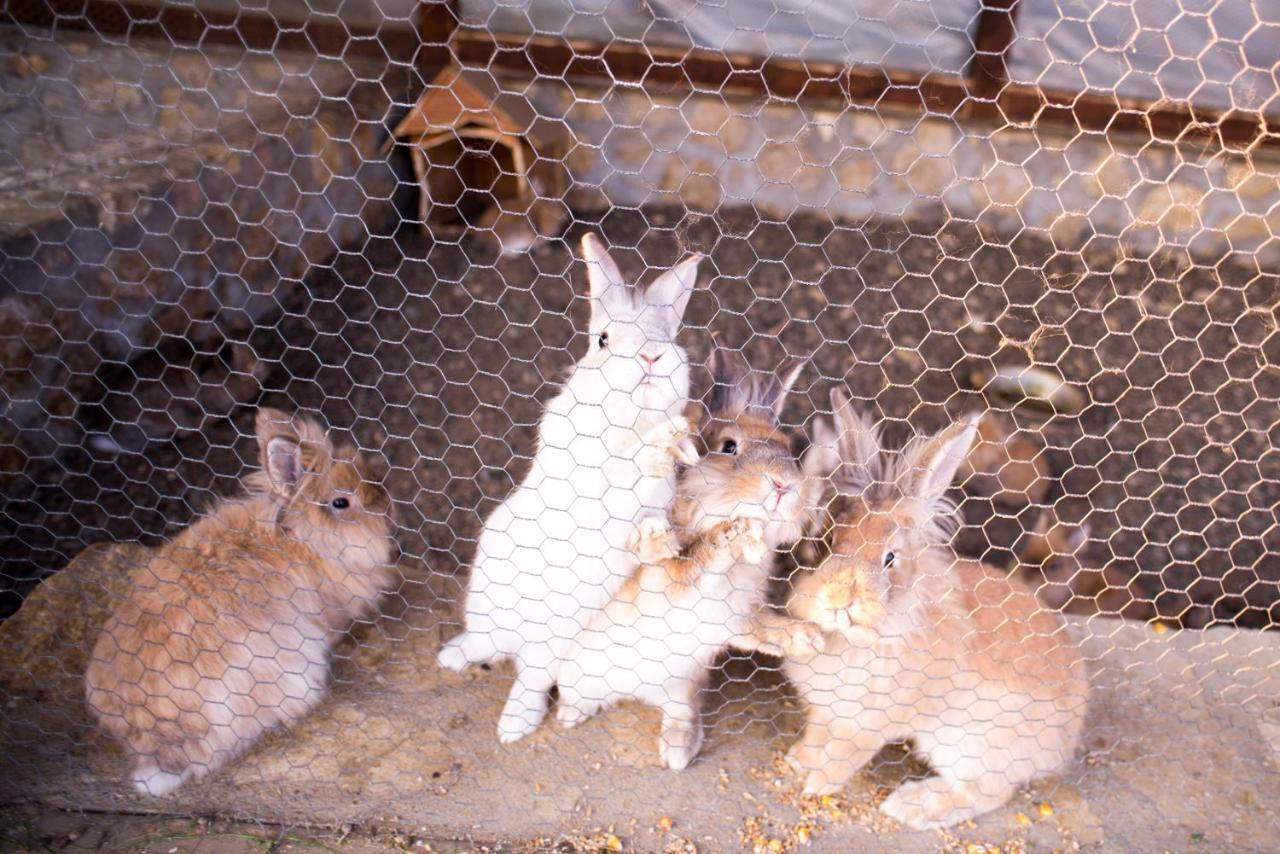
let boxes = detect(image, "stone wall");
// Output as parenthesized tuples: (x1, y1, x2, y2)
(0, 30, 407, 462)
(544, 87, 1280, 264)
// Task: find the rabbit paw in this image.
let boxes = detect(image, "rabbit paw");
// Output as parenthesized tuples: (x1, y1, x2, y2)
(630, 515, 679, 563)
(879, 778, 976, 830)
(637, 415, 696, 477)
(555, 698, 599, 730)
(785, 741, 823, 774)
(802, 767, 848, 796)
(658, 715, 704, 771)
(497, 703, 544, 745)
(727, 517, 769, 563)
(782, 620, 827, 656)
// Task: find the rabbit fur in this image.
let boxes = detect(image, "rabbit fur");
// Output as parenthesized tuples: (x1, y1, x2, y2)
(437, 233, 705, 744)
(555, 340, 822, 770)
(85, 408, 396, 796)
(781, 391, 1089, 829)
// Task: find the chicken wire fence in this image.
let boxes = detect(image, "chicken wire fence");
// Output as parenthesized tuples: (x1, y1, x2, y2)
(0, 0, 1279, 850)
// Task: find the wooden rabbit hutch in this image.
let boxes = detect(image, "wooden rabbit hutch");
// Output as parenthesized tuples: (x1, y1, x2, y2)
(390, 65, 569, 247)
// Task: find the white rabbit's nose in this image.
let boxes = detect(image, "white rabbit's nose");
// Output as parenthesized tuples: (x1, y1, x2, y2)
(640, 352, 662, 367)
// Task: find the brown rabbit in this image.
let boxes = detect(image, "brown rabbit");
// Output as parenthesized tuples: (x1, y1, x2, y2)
(782, 391, 1089, 829)
(555, 339, 823, 770)
(85, 408, 396, 796)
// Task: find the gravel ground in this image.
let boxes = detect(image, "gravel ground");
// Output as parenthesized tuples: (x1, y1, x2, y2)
(2, 204, 1277, 628)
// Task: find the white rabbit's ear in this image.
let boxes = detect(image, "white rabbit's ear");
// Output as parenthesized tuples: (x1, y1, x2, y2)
(902, 414, 981, 507)
(581, 233, 628, 305)
(831, 388, 880, 490)
(644, 252, 703, 332)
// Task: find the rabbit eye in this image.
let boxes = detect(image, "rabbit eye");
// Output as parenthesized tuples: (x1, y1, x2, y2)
(883, 551, 895, 568)
(720, 439, 738, 455)
(331, 497, 350, 510)
(597, 332, 609, 349)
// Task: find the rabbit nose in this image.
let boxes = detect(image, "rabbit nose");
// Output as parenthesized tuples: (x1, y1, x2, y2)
(640, 352, 662, 367)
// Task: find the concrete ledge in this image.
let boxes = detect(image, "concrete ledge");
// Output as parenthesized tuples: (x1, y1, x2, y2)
(2, 542, 1278, 851)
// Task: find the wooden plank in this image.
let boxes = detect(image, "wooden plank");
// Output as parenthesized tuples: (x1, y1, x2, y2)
(1, 0, 420, 62)
(968, 0, 1020, 100)
(1, 1, 1275, 152)
(452, 29, 1279, 152)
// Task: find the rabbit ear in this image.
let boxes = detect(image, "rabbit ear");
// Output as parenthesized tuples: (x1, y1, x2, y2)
(762, 356, 808, 419)
(830, 388, 880, 490)
(901, 415, 981, 507)
(707, 335, 746, 414)
(644, 251, 703, 334)
(581, 232, 629, 303)
(265, 436, 303, 494)
(256, 408, 332, 495)
(257, 408, 301, 495)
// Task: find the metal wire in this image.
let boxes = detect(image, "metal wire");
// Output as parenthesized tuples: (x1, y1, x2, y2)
(0, 2, 1277, 851)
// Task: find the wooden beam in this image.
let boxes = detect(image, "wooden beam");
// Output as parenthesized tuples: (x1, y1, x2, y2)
(968, 0, 1021, 100)
(2, 1, 1275, 153)
(1, 0, 420, 62)
(451, 29, 1279, 153)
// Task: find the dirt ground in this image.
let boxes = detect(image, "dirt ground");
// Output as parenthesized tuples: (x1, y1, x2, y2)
(2, 204, 1277, 627)
(2, 540, 1279, 853)
(3, 810, 454, 854)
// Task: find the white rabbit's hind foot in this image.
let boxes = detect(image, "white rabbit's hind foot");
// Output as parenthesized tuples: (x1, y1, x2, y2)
(497, 668, 553, 744)
(879, 776, 1012, 830)
(130, 759, 193, 797)
(658, 716, 704, 772)
(629, 515, 679, 564)
(555, 696, 599, 730)
(436, 631, 496, 672)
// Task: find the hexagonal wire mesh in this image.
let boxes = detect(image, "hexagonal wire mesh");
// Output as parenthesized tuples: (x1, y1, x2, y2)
(0, 0, 1278, 851)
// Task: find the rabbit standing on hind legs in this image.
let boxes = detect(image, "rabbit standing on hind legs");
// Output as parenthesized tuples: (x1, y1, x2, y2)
(437, 234, 705, 744)
(555, 339, 825, 770)
(85, 409, 396, 796)
(782, 391, 1089, 829)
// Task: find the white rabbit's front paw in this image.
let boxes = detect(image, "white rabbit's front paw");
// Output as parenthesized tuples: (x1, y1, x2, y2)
(637, 415, 696, 477)
(630, 515, 678, 563)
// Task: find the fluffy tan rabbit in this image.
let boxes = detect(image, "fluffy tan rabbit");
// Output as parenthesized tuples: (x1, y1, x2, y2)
(782, 391, 1089, 829)
(555, 339, 823, 770)
(85, 408, 396, 796)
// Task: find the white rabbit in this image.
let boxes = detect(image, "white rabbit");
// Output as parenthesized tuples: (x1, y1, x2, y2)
(555, 341, 823, 770)
(782, 392, 1089, 829)
(437, 233, 704, 743)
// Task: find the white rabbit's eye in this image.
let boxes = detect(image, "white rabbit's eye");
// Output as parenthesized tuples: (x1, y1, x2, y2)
(883, 551, 895, 568)
(331, 497, 350, 510)
(720, 439, 738, 455)
(597, 332, 609, 349)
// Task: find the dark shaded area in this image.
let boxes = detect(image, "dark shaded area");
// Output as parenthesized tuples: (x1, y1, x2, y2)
(2, 205, 1278, 627)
